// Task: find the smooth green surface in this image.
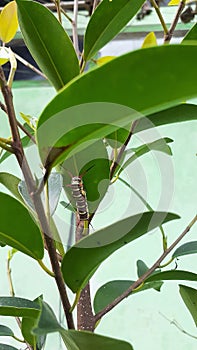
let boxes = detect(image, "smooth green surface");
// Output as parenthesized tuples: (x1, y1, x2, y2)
(179, 285, 197, 327)
(173, 241, 197, 259)
(0, 325, 14, 337)
(0, 173, 22, 202)
(0, 345, 18, 350)
(16, 0, 80, 90)
(84, 0, 144, 61)
(93, 280, 163, 314)
(0, 192, 44, 260)
(36, 45, 197, 168)
(146, 270, 197, 283)
(0, 297, 40, 318)
(182, 23, 197, 44)
(61, 212, 178, 292)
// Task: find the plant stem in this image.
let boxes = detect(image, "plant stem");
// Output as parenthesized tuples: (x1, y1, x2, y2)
(164, 0, 186, 43)
(14, 52, 46, 79)
(73, 0, 80, 55)
(76, 221, 94, 331)
(38, 259, 55, 277)
(94, 214, 197, 325)
(0, 66, 75, 330)
(150, 0, 168, 35)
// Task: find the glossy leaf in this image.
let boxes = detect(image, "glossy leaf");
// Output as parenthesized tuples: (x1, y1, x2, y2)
(118, 137, 173, 175)
(142, 32, 157, 48)
(33, 298, 134, 349)
(0, 47, 10, 65)
(0, 326, 14, 337)
(0, 192, 44, 260)
(16, 0, 79, 90)
(172, 241, 197, 259)
(61, 211, 179, 293)
(146, 270, 197, 283)
(18, 172, 62, 216)
(179, 285, 197, 326)
(93, 279, 163, 314)
(63, 330, 134, 350)
(0, 172, 23, 202)
(36, 45, 197, 168)
(0, 1, 18, 43)
(61, 140, 110, 214)
(84, 0, 145, 61)
(0, 345, 18, 350)
(0, 297, 40, 318)
(133, 103, 197, 134)
(182, 23, 197, 44)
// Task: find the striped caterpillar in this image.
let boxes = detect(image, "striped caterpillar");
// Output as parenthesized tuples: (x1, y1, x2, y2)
(71, 176, 89, 221)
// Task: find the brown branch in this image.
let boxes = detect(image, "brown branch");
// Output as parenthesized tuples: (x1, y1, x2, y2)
(0, 66, 75, 330)
(93, 214, 197, 325)
(164, 0, 186, 43)
(110, 120, 138, 180)
(76, 221, 94, 331)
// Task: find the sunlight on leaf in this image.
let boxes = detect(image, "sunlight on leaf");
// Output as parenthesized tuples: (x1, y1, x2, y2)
(0, 1, 18, 43)
(142, 32, 157, 48)
(95, 56, 115, 66)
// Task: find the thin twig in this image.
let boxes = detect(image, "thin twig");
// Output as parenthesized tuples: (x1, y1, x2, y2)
(14, 53, 46, 79)
(164, 0, 186, 43)
(0, 66, 75, 330)
(150, 0, 169, 35)
(94, 214, 197, 325)
(73, 0, 80, 55)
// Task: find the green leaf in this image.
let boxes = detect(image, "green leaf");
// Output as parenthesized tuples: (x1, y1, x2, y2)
(133, 103, 197, 134)
(61, 140, 110, 214)
(0, 326, 14, 337)
(0, 172, 23, 202)
(36, 45, 197, 168)
(0, 345, 18, 350)
(18, 172, 62, 216)
(62, 330, 134, 350)
(93, 279, 163, 314)
(83, 0, 145, 61)
(21, 297, 46, 349)
(33, 298, 134, 350)
(137, 260, 163, 292)
(61, 211, 179, 293)
(0, 297, 40, 318)
(173, 241, 197, 259)
(179, 285, 197, 326)
(118, 137, 173, 175)
(0, 192, 44, 260)
(146, 270, 197, 283)
(182, 23, 197, 44)
(16, 0, 79, 90)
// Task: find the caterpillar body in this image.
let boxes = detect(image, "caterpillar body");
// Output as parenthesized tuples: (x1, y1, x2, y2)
(71, 176, 89, 221)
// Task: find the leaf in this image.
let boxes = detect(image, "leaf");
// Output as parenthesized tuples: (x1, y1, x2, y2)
(62, 330, 134, 350)
(142, 32, 157, 48)
(118, 137, 173, 175)
(0, 345, 18, 350)
(137, 259, 163, 291)
(168, 0, 180, 5)
(0, 1, 18, 43)
(61, 140, 110, 215)
(182, 23, 197, 44)
(93, 279, 163, 314)
(0, 192, 44, 260)
(0, 326, 14, 337)
(33, 298, 134, 350)
(134, 103, 197, 134)
(61, 211, 179, 293)
(95, 56, 115, 66)
(18, 172, 62, 216)
(179, 285, 197, 326)
(172, 241, 197, 259)
(0, 172, 23, 202)
(146, 270, 197, 283)
(36, 45, 197, 168)
(84, 0, 145, 61)
(0, 297, 40, 318)
(16, 0, 79, 90)
(0, 47, 10, 65)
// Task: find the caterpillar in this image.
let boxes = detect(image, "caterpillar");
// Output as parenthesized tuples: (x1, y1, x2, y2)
(71, 176, 89, 221)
